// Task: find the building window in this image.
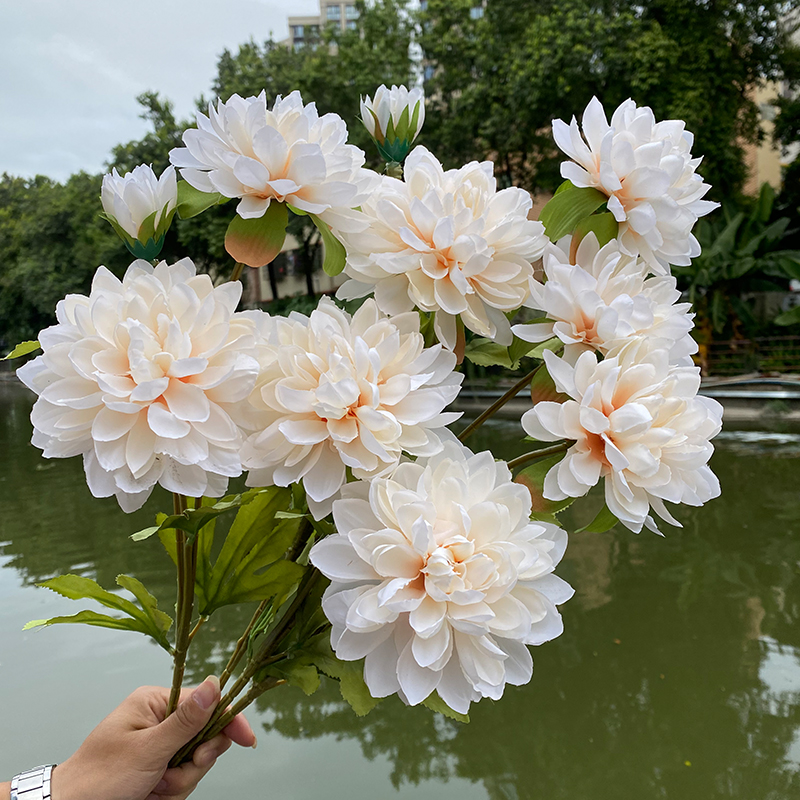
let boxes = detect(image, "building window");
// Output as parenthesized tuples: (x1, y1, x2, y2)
(326, 4, 341, 21)
(292, 25, 304, 39)
(345, 3, 358, 18)
(470, 5, 484, 19)
(346, 19, 357, 29)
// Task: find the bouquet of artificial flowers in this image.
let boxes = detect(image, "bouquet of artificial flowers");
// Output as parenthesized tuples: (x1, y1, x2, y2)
(6, 85, 722, 762)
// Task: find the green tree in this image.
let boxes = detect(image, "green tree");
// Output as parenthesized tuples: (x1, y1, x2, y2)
(0, 172, 130, 349)
(419, 0, 800, 199)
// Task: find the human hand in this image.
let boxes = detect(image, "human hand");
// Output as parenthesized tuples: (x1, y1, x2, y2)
(50, 677, 256, 800)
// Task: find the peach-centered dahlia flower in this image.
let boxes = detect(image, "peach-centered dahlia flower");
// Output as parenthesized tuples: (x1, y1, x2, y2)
(521, 349, 722, 533)
(240, 297, 463, 519)
(553, 97, 718, 274)
(170, 90, 376, 232)
(17, 259, 258, 512)
(513, 234, 697, 365)
(336, 147, 547, 350)
(310, 443, 574, 713)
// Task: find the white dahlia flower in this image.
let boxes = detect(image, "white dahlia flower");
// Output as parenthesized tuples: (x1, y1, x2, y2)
(360, 84, 425, 163)
(521, 349, 722, 533)
(17, 259, 259, 512)
(170, 90, 377, 232)
(240, 297, 463, 519)
(336, 147, 547, 350)
(513, 234, 697, 365)
(101, 164, 177, 257)
(310, 443, 573, 713)
(553, 97, 718, 274)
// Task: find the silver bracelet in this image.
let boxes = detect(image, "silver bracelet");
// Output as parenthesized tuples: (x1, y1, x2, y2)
(10, 765, 55, 800)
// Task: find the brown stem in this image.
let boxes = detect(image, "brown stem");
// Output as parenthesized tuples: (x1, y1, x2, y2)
(166, 494, 198, 716)
(230, 262, 245, 282)
(458, 364, 543, 443)
(507, 441, 570, 471)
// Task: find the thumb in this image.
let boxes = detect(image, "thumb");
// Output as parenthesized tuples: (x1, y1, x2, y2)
(152, 676, 220, 753)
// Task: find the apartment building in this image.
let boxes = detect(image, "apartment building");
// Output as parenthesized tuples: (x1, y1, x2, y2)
(287, 1, 360, 49)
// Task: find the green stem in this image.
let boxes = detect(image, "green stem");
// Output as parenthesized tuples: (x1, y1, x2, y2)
(458, 364, 543, 443)
(166, 493, 197, 716)
(169, 678, 282, 768)
(507, 441, 570, 471)
(230, 262, 245, 282)
(218, 600, 269, 691)
(170, 570, 321, 767)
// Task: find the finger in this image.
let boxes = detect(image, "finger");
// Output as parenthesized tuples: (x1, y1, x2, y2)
(193, 734, 232, 768)
(222, 713, 257, 748)
(148, 737, 230, 799)
(149, 676, 220, 753)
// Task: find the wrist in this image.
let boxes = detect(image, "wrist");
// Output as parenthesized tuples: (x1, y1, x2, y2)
(0, 781, 10, 800)
(49, 760, 80, 800)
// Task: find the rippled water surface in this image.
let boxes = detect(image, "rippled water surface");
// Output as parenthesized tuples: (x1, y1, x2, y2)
(1, 380, 799, 799)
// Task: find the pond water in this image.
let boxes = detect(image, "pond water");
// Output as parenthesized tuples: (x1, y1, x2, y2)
(1, 379, 799, 800)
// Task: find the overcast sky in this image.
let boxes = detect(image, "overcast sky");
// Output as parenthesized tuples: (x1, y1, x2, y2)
(1, 0, 319, 181)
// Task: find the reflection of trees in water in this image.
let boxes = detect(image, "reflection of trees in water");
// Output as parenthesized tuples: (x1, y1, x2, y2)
(250, 444, 800, 799)
(3, 384, 800, 798)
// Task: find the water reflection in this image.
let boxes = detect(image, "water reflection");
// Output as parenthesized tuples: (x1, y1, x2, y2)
(2, 381, 800, 798)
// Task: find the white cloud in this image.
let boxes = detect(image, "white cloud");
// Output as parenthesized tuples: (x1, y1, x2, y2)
(0, 0, 319, 181)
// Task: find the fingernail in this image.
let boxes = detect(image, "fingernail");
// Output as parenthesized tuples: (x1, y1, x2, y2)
(192, 675, 220, 710)
(252, 735, 258, 750)
(155, 779, 169, 793)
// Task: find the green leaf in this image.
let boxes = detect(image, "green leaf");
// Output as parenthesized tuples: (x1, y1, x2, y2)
(508, 334, 536, 369)
(538, 185, 608, 241)
(576, 504, 619, 533)
(514, 454, 574, 515)
(573, 211, 619, 248)
(310, 214, 347, 276)
(553, 179, 574, 196)
(24, 611, 156, 635)
(176, 181, 224, 219)
(422, 692, 470, 723)
(132, 488, 271, 543)
(115, 574, 173, 646)
(3, 340, 40, 360)
(196, 487, 305, 616)
(29, 574, 173, 651)
(130, 526, 160, 542)
(529, 337, 562, 360)
(224, 201, 288, 267)
(305, 635, 381, 716)
(775, 304, 800, 326)
(269, 661, 321, 696)
(99, 212, 136, 247)
(137, 209, 159, 246)
(463, 337, 512, 368)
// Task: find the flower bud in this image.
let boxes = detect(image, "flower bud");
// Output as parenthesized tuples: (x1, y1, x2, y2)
(100, 164, 178, 260)
(360, 85, 425, 165)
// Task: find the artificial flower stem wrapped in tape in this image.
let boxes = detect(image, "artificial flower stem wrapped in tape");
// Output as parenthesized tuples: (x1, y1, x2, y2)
(10, 88, 722, 763)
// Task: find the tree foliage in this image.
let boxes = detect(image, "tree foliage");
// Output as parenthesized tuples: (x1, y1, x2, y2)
(1, 0, 799, 350)
(419, 0, 800, 199)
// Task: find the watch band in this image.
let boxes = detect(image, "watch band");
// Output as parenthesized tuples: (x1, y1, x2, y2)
(10, 765, 55, 800)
